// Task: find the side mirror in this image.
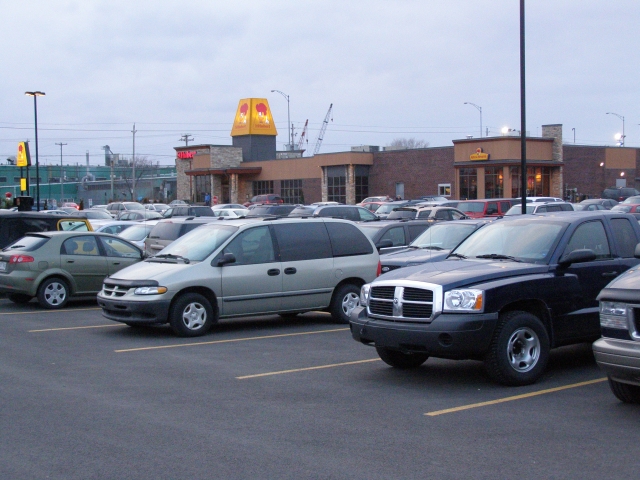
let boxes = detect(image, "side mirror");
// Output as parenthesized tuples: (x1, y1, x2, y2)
(215, 252, 236, 266)
(558, 248, 597, 267)
(375, 239, 394, 252)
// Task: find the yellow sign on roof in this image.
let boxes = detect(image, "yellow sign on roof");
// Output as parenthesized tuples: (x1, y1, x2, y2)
(230, 98, 278, 137)
(17, 142, 31, 167)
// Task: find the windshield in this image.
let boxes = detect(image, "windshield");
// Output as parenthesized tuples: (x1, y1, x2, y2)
(358, 225, 383, 240)
(376, 204, 405, 215)
(119, 224, 153, 241)
(387, 209, 418, 219)
(126, 203, 145, 211)
(505, 205, 535, 215)
(155, 224, 237, 261)
(412, 224, 478, 249)
(452, 220, 566, 264)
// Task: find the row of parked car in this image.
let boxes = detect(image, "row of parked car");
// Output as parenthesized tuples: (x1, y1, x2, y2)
(2, 199, 640, 404)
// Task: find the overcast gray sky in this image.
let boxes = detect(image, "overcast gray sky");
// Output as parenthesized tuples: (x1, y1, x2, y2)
(2, 1, 638, 166)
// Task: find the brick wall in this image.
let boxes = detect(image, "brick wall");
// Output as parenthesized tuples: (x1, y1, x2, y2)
(370, 147, 455, 199)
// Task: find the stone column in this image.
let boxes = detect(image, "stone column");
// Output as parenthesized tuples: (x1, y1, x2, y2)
(346, 164, 356, 204)
(321, 167, 328, 202)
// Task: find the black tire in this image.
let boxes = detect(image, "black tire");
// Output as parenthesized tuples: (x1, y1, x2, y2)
(8, 293, 32, 304)
(608, 377, 640, 404)
(36, 277, 70, 309)
(376, 347, 429, 369)
(169, 293, 215, 337)
(484, 310, 550, 386)
(330, 283, 361, 324)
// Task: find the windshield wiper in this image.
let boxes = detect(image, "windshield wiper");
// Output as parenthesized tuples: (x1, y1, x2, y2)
(475, 254, 522, 262)
(153, 253, 190, 264)
(447, 252, 467, 259)
(422, 246, 444, 251)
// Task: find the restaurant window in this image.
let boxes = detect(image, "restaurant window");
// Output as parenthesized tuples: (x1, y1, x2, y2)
(195, 175, 210, 203)
(438, 183, 451, 196)
(281, 179, 304, 204)
(355, 165, 369, 203)
(253, 180, 274, 196)
(459, 168, 477, 200)
(326, 166, 346, 203)
(484, 167, 504, 199)
(511, 167, 551, 198)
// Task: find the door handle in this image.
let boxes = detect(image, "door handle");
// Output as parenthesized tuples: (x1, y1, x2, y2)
(66, 260, 74, 263)
(112, 262, 121, 265)
(602, 271, 619, 278)
(267, 269, 281, 276)
(284, 267, 297, 275)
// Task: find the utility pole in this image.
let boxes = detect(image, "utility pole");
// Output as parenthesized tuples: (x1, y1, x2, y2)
(180, 134, 194, 146)
(132, 123, 137, 201)
(55, 142, 67, 204)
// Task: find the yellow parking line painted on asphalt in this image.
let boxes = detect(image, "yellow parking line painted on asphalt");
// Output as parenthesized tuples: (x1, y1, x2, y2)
(425, 378, 608, 416)
(236, 358, 381, 379)
(0, 307, 102, 315)
(114, 328, 349, 353)
(29, 324, 122, 333)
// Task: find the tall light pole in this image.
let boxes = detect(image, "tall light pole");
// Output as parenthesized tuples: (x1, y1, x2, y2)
(606, 112, 625, 146)
(55, 142, 67, 204)
(25, 91, 45, 210)
(132, 123, 137, 200)
(271, 89, 292, 150)
(464, 102, 482, 138)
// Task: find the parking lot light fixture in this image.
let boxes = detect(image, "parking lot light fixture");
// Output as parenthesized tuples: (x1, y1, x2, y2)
(271, 89, 292, 150)
(464, 102, 482, 138)
(606, 112, 625, 147)
(25, 91, 45, 211)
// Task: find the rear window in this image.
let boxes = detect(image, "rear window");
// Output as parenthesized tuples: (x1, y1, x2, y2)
(387, 209, 417, 220)
(273, 223, 332, 261)
(457, 202, 485, 213)
(288, 206, 315, 216)
(325, 222, 374, 257)
(148, 222, 183, 241)
(4, 234, 50, 252)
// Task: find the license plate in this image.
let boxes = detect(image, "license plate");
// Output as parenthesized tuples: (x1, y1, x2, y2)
(0, 261, 6, 272)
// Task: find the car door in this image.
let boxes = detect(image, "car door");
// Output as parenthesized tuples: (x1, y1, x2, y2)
(554, 220, 621, 341)
(98, 236, 143, 275)
(272, 222, 335, 311)
(218, 225, 282, 316)
(60, 236, 109, 294)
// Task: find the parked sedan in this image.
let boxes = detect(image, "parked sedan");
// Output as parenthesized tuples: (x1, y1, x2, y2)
(211, 208, 250, 218)
(118, 211, 163, 221)
(0, 231, 144, 309)
(386, 206, 467, 221)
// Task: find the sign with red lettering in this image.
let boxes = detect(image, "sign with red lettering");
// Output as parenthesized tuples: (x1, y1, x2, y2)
(177, 151, 196, 159)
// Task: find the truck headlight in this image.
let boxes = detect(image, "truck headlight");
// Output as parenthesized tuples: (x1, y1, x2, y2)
(360, 284, 371, 307)
(444, 289, 483, 312)
(599, 301, 628, 329)
(134, 286, 168, 295)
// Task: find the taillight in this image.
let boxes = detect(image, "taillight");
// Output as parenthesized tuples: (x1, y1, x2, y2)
(376, 260, 382, 277)
(9, 255, 35, 264)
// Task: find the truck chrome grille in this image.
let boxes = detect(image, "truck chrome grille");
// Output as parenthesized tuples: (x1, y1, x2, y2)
(367, 285, 435, 323)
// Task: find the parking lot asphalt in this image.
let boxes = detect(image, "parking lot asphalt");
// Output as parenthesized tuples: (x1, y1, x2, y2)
(1, 298, 639, 480)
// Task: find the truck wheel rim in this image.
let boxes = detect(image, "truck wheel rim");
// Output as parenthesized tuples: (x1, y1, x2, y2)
(182, 302, 206, 330)
(507, 327, 540, 373)
(45, 282, 66, 306)
(341, 293, 360, 317)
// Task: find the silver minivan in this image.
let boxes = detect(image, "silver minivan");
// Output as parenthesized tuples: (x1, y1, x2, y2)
(98, 217, 380, 336)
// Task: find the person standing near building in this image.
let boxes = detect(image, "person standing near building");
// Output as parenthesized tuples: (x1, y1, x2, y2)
(204, 193, 211, 206)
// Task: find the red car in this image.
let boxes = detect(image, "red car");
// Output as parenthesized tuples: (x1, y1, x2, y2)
(611, 203, 640, 213)
(243, 194, 284, 207)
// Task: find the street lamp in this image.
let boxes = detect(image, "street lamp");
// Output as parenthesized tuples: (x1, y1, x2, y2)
(271, 89, 292, 150)
(606, 112, 625, 147)
(464, 102, 482, 138)
(25, 91, 45, 211)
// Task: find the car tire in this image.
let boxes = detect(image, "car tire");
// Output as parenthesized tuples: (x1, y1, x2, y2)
(36, 277, 70, 309)
(330, 283, 361, 324)
(607, 377, 640, 404)
(8, 293, 32, 304)
(484, 310, 550, 386)
(376, 347, 429, 369)
(169, 293, 215, 337)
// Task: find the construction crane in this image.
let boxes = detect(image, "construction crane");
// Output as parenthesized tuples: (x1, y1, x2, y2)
(313, 103, 333, 155)
(297, 119, 309, 152)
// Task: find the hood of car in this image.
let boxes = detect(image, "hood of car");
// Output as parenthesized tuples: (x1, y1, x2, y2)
(375, 258, 549, 289)
(381, 247, 451, 266)
(108, 260, 194, 281)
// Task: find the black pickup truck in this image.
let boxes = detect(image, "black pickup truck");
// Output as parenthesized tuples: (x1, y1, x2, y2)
(350, 211, 640, 386)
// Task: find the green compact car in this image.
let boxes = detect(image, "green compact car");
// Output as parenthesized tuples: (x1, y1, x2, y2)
(0, 231, 144, 309)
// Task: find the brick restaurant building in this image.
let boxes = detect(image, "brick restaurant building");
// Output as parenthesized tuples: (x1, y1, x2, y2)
(175, 101, 640, 204)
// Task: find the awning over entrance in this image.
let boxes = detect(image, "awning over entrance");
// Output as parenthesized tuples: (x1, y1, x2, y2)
(185, 167, 263, 176)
